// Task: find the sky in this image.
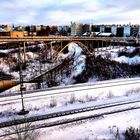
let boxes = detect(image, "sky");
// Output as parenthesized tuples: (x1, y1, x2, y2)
(0, 0, 140, 25)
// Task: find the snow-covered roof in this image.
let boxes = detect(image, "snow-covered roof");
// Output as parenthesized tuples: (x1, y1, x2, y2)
(98, 32, 112, 36)
(0, 28, 11, 32)
(83, 32, 90, 36)
(91, 32, 100, 35)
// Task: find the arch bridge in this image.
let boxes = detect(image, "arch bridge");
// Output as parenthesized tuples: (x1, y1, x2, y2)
(0, 36, 139, 92)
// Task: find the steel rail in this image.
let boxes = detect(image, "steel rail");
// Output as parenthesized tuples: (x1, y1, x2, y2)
(0, 99, 140, 138)
(1, 77, 140, 98)
(0, 78, 140, 105)
(0, 97, 140, 129)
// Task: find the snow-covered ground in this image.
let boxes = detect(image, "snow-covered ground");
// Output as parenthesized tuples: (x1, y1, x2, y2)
(0, 43, 140, 139)
(0, 78, 140, 140)
(95, 46, 140, 65)
(38, 109, 140, 140)
(1, 44, 140, 94)
(1, 42, 86, 93)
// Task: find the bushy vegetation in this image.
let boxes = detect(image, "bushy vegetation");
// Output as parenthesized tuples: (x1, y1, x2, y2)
(49, 97, 57, 108)
(10, 63, 27, 72)
(74, 54, 140, 84)
(0, 71, 13, 80)
(0, 52, 8, 58)
(26, 46, 41, 52)
(118, 48, 140, 58)
(124, 126, 140, 140)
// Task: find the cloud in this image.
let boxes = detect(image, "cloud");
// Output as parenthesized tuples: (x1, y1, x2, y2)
(0, 0, 140, 25)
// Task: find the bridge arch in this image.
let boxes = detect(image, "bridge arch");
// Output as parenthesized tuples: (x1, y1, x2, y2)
(53, 41, 92, 61)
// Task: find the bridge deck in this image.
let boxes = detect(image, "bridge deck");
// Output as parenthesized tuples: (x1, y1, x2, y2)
(0, 36, 139, 43)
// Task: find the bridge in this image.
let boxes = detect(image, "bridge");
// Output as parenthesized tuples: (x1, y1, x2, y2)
(0, 36, 139, 93)
(0, 36, 139, 42)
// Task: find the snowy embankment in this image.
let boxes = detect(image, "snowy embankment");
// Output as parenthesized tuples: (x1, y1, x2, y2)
(1, 42, 86, 93)
(96, 46, 140, 65)
(0, 78, 140, 140)
(38, 109, 140, 140)
(1, 44, 140, 139)
(60, 42, 86, 75)
(1, 44, 140, 93)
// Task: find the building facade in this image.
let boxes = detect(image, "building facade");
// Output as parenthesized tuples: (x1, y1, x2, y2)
(71, 22, 83, 36)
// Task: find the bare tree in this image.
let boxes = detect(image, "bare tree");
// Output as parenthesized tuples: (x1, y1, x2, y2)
(1, 117, 40, 140)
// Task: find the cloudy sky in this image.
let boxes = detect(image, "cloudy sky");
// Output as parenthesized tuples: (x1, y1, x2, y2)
(0, 0, 140, 25)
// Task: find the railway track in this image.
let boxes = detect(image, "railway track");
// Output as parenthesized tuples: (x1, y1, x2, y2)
(0, 97, 140, 137)
(1, 77, 140, 97)
(0, 77, 140, 105)
(0, 97, 140, 128)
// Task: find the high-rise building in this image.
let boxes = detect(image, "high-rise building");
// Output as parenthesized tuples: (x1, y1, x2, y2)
(100, 25, 105, 32)
(70, 22, 83, 36)
(124, 25, 131, 37)
(130, 25, 139, 37)
(83, 24, 90, 34)
(111, 25, 117, 36)
(116, 26, 124, 37)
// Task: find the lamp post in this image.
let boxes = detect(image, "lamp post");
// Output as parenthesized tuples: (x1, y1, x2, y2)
(18, 44, 29, 115)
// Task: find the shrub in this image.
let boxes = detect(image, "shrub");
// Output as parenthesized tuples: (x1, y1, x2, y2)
(125, 87, 140, 96)
(49, 97, 57, 108)
(69, 93, 76, 104)
(124, 126, 140, 140)
(107, 91, 114, 98)
(85, 94, 93, 102)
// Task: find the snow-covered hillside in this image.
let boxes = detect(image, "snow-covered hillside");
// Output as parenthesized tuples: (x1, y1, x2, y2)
(0, 44, 140, 94)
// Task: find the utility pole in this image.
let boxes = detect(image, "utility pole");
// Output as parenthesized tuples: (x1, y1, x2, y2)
(18, 43, 29, 115)
(23, 42, 26, 66)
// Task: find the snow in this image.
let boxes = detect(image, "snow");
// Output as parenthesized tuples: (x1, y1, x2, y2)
(114, 55, 140, 64)
(95, 46, 140, 65)
(98, 32, 112, 36)
(1, 43, 140, 93)
(0, 49, 10, 53)
(42, 42, 86, 85)
(37, 109, 140, 140)
(1, 42, 140, 139)
(0, 78, 140, 140)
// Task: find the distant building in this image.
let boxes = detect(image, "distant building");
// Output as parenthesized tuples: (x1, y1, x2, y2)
(30, 25, 36, 32)
(0, 27, 24, 37)
(100, 25, 105, 32)
(71, 22, 76, 36)
(130, 25, 139, 37)
(92, 25, 100, 32)
(10, 31, 24, 37)
(71, 22, 83, 36)
(83, 24, 90, 34)
(36, 25, 41, 31)
(89, 23, 93, 32)
(116, 26, 124, 37)
(104, 26, 111, 33)
(2, 25, 12, 31)
(14, 26, 25, 31)
(111, 25, 117, 36)
(124, 25, 131, 37)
